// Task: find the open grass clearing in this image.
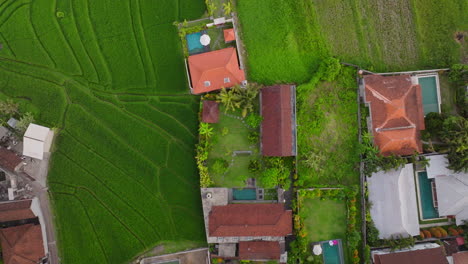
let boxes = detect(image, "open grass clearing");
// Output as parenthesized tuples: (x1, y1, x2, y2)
(296, 67, 360, 186)
(208, 107, 260, 187)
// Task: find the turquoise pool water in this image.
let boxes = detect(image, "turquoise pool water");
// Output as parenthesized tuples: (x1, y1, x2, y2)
(418, 76, 439, 115)
(233, 188, 256, 200)
(322, 241, 343, 264)
(418, 171, 439, 219)
(186, 32, 204, 54)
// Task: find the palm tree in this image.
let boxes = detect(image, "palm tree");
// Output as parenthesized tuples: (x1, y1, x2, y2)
(217, 87, 241, 113)
(199, 122, 214, 138)
(236, 84, 259, 117)
(223, 1, 232, 16)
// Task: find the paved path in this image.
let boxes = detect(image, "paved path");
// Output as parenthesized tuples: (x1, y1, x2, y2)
(19, 151, 59, 264)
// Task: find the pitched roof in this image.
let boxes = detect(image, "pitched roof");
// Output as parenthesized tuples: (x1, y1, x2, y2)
(188, 47, 245, 94)
(373, 247, 448, 264)
(368, 164, 420, 239)
(0, 148, 22, 173)
(202, 101, 220, 123)
(239, 241, 281, 260)
(223, 28, 236, 43)
(0, 200, 35, 223)
(208, 203, 292, 237)
(0, 224, 45, 264)
(364, 75, 425, 156)
(453, 251, 468, 264)
(261, 85, 296, 156)
(435, 175, 468, 224)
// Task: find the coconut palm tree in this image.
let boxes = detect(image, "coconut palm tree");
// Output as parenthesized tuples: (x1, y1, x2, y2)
(199, 122, 214, 138)
(223, 1, 232, 16)
(217, 87, 241, 113)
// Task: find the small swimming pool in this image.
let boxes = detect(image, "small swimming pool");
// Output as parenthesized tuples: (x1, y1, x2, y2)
(186, 32, 204, 54)
(233, 188, 257, 200)
(417, 171, 439, 219)
(418, 75, 440, 115)
(322, 240, 344, 264)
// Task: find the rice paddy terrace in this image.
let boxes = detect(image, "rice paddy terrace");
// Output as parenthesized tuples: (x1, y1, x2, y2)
(0, 0, 206, 263)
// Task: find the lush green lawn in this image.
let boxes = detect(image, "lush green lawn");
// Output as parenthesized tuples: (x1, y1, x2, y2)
(208, 108, 260, 187)
(296, 66, 360, 186)
(237, 0, 467, 84)
(0, 0, 206, 263)
(301, 198, 347, 243)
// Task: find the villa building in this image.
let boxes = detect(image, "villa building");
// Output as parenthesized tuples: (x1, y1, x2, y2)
(425, 154, 468, 225)
(260, 85, 297, 157)
(363, 75, 425, 156)
(0, 199, 47, 264)
(372, 243, 448, 264)
(200, 188, 291, 263)
(367, 163, 420, 239)
(187, 47, 246, 94)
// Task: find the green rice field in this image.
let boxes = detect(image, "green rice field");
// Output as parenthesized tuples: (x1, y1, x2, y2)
(237, 0, 467, 84)
(0, 0, 206, 263)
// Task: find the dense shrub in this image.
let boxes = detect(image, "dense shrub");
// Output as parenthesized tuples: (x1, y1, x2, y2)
(245, 113, 263, 129)
(210, 158, 229, 175)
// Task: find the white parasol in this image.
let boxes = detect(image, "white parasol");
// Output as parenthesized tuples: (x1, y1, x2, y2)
(200, 34, 211, 46)
(313, 244, 322, 255)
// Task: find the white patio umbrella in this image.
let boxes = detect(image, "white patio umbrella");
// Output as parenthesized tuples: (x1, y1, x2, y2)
(200, 34, 211, 46)
(313, 244, 322, 255)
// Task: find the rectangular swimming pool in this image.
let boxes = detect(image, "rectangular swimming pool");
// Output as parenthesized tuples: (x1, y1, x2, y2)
(417, 171, 439, 219)
(322, 240, 344, 264)
(186, 32, 204, 54)
(418, 75, 440, 115)
(233, 188, 257, 200)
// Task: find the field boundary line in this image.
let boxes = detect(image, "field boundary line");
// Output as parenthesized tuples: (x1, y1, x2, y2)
(145, 103, 197, 138)
(0, 30, 16, 57)
(82, 0, 112, 86)
(58, 131, 170, 217)
(0, 0, 30, 29)
(129, 0, 156, 87)
(28, 4, 56, 68)
(106, 97, 194, 151)
(54, 192, 110, 264)
(56, 147, 163, 238)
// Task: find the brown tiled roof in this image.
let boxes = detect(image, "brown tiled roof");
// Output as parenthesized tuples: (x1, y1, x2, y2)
(0, 224, 45, 264)
(373, 247, 448, 264)
(261, 85, 296, 156)
(239, 241, 281, 260)
(223, 28, 236, 43)
(453, 251, 468, 264)
(202, 101, 220, 123)
(188, 47, 245, 94)
(443, 239, 459, 256)
(364, 75, 425, 156)
(209, 203, 292, 237)
(0, 200, 34, 223)
(0, 148, 22, 172)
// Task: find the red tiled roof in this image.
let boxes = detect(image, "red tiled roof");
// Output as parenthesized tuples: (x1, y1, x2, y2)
(453, 251, 468, 264)
(0, 224, 45, 264)
(223, 28, 236, 43)
(188, 47, 245, 94)
(0, 148, 22, 172)
(239, 241, 281, 260)
(364, 75, 425, 156)
(373, 247, 448, 264)
(209, 203, 292, 237)
(0, 200, 34, 223)
(261, 85, 296, 156)
(202, 101, 220, 123)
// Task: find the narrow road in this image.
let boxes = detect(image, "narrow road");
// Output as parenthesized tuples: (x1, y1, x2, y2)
(32, 183, 60, 264)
